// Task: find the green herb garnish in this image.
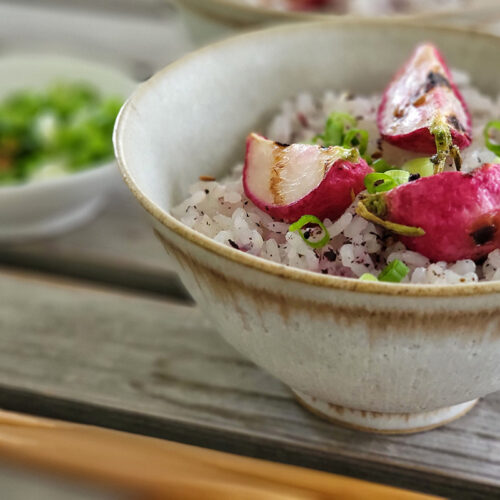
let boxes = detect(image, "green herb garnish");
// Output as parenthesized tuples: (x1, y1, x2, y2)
(484, 121, 500, 156)
(343, 128, 369, 156)
(372, 158, 393, 173)
(314, 112, 356, 147)
(289, 215, 330, 249)
(314, 112, 371, 161)
(401, 157, 434, 178)
(378, 259, 410, 283)
(0, 82, 123, 185)
(364, 169, 411, 194)
(364, 173, 397, 193)
(359, 260, 409, 283)
(385, 169, 410, 185)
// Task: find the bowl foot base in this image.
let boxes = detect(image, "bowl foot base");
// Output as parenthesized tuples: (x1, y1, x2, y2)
(293, 390, 478, 434)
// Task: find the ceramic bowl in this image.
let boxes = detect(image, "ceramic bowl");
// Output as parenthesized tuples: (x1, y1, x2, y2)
(0, 53, 136, 242)
(173, 0, 500, 45)
(114, 21, 500, 434)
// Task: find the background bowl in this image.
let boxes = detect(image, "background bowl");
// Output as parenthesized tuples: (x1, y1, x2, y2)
(115, 21, 500, 434)
(173, 0, 500, 45)
(0, 53, 136, 242)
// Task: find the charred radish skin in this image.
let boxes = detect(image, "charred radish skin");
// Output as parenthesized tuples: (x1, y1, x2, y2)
(243, 133, 373, 223)
(377, 43, 472, 154)
(357, 164, 500, 262)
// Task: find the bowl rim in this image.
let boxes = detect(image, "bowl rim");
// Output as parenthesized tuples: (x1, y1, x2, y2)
(177, 0, 496, 23)
(114, 19, 500, 298)
(0, 161, 117, 196)
(0, 51, 135, 194)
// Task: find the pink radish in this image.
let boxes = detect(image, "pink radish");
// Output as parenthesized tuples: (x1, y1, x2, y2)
(377, 43, 472, 154)
(288, 0, 330, 9)
(265, 0, 331, 10)
(243, 133, 372, 223)
(357, 164, 500, 262)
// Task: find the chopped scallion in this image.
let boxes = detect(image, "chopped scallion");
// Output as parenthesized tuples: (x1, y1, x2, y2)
(378, 259, 409, 283)
(316, 112, 357, 147)
(372, 158, 393, 173)
(314, 112, 370, 160)
(364, 173, 397, 193)
(401, 157, 435, 178)
(343, 128, 369, 155)
(289, 215, 330, 249)
(484, 121, 500, 156)
(385, 169, 410, 186)
(360, 273, 378, 281)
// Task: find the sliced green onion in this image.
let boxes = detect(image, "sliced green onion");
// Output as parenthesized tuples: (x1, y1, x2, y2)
(372, 158, 393, 173)
(401, 157, 434, 178)
(319, 112, 356, 146)
(364, 170, 409, 195)
(315, 112, 371, 159)
(343, 129, 369, 155)
(326, 111, 357, 130)
(289, 215, 330, 249)
(484, 121, 500, 156)
(385, 169, 410, 186)
(378, 259, 409, 283)
(364, 173, 397, 194)
(360, 273, 378, 281)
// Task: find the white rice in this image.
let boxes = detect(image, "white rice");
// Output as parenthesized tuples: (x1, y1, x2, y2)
(172, 70, 500, 284)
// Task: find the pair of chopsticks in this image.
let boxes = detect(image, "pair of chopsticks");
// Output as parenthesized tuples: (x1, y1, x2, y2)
(0, 410, 440, 499)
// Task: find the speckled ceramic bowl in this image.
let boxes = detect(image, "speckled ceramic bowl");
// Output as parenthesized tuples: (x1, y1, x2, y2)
(114, 21, 500, 434)
(173, 0, 500, 45)
(0, 53, 136, 242)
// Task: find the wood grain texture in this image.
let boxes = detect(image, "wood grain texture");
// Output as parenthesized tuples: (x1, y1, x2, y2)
(0, 270, 498, 499)
(0, 410, 439, 500)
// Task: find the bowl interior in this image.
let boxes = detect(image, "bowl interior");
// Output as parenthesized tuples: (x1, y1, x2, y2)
(116, 22, 500, 216)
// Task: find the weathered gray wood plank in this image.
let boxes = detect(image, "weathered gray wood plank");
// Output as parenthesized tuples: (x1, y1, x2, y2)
(0, 269, 498, 499)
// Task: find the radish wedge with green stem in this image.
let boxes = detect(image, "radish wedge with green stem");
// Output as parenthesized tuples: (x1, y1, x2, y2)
(243, 133, 373, 223)
(356, 163, 500, 262)
(377, 43, 472, 155)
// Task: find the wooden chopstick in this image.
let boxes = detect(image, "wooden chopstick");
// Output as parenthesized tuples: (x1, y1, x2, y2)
(0, 410, 441, 499)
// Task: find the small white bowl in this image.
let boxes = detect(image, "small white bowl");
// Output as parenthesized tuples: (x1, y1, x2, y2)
(0, 53, 136, 243)
(174, 0, 500, 45)
(115, 21, 500, 434)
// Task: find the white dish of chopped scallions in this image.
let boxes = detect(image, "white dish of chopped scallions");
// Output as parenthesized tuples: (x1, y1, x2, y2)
(0, 53, 135, 242)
